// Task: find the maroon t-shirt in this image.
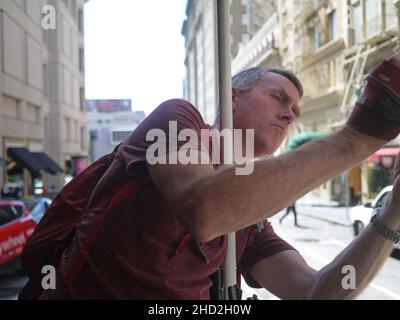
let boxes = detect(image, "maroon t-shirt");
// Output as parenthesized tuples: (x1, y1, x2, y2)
(39, 99, 295, 300)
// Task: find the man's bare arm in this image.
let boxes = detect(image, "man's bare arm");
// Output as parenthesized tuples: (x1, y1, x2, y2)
(249, 153, 400, 300)
(249, 193, 400, 300)
(307, 201, 399, 299)
(149, 52, 400, 242)
(148, 126, 385, 242)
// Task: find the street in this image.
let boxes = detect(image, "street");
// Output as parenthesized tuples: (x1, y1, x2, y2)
(242, 206, 400, 300)
(1, 205, 400, 300)
(0, 269, 27, 300)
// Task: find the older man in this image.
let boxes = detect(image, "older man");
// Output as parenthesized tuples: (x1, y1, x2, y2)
(37, 53, 400, 300)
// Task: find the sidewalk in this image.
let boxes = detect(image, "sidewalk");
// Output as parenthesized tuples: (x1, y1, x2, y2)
(296, 192, 340, 207)
(295, 192, 352, 226)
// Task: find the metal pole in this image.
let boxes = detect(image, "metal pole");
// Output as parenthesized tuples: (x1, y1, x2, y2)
(216, 0, 237, 300)
(345, 171, 350, 223)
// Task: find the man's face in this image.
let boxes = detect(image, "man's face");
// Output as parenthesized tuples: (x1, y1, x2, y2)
(232, 72, 301, 157)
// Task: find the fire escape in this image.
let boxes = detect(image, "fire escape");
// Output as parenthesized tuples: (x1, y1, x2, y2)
(340, 44, 371, 118)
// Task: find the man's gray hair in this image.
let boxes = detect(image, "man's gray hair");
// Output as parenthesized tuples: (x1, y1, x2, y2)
(214, 66, 303, 127)
(232, 66, 303, 98)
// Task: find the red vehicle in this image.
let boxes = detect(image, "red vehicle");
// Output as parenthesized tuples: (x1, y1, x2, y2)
(0, 200, 37, 271)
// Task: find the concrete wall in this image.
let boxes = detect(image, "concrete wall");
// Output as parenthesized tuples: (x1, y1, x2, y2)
(0, 0, 88, 194)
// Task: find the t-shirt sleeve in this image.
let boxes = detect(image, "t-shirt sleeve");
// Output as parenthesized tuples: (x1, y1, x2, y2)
(239, 220, 298, 288)
(117, 99, 210, 175)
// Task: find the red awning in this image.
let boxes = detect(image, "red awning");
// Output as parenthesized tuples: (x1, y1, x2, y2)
(366, 147, 400, 165)
(375, 148, 400, 157)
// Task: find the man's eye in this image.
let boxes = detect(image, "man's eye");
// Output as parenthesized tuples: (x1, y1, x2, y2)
(293, 107, 300, 118)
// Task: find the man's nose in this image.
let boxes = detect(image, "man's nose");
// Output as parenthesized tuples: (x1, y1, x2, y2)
(278, 105, 296, 124)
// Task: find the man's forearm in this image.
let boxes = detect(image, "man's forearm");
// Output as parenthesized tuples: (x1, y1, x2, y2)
(307, 202, 400, 300)
(191, 126, 386, 241)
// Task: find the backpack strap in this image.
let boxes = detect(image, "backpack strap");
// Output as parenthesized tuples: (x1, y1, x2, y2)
(63, 177, 147, 286)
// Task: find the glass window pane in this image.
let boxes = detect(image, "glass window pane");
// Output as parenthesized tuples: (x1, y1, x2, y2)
(385, 0, 397, 29)
(329, 10, 337, 40)
(365, 0, 380, 37)
(354, 3, 362, 44)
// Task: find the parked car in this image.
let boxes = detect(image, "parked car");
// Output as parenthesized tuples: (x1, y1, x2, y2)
(0, 200, 37, 271)
(23, 197, 52, 224)
(349, 186, 396, 246)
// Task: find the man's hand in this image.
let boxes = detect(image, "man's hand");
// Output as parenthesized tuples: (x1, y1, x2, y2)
(346, 52, 400, 141)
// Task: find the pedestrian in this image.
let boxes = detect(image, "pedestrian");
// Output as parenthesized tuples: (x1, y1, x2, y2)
(30, 53, 400, 300)
(12, 186, 22, 199)
(279, 202, 299, 227)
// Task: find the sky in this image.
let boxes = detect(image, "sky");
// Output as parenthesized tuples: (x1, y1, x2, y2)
(84, 0, 187, 116)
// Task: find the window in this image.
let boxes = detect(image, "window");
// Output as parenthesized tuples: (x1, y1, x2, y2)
(328, 10, 337, 41)
(80, 87, 86, 111)
(308, 27, 319, 51)
(43, 64, 48, 97)
(353, 2, 362, 44)
(78, 9, 84, 33)
(81, 127, 86, 150)
(0, 205, 23, 226)
(79, 48, 84, 73)
(365, 0, 380, 38)
(66, 118, 71, 141)
(375, 191, 391, 208)
(312, 27, 319, 50)
(385, 0, 397, 30)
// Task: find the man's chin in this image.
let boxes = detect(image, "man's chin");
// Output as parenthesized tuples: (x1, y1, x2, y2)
(255, 146, 276, 158)
(255, 137, 284, 156)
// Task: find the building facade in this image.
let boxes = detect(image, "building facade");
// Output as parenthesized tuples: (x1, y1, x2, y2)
(0, 0, 88, 196)
(86, 99, 145, 162)
(182, 0, 277, 124)
(182, 0, 400, 203)
(280, 0, 400, 203)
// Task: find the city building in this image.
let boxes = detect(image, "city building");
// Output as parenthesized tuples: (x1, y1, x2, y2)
(281, 0, 400, 203)
(0, 0, 89, 197)
(182, 0, 400, 203)
(86, 99, 145, 162)
(181, 0, 276, 124)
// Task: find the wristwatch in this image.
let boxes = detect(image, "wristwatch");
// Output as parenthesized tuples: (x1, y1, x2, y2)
(370, 208, 400, 244)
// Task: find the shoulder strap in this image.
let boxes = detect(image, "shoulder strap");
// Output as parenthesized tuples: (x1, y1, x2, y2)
(63, 177, 148, 286)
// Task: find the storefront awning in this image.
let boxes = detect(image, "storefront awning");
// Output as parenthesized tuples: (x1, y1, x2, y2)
(366, 147, 400, 165)
(7, 148, 44, 177)
(375, 148, 400, 157)
(7, 148, 63, 176)
(366, 148, 400, 162)
(32, 152, 63, 175)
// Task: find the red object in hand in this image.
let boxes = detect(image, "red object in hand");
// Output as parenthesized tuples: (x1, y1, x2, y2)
(346, 60, 400, 141)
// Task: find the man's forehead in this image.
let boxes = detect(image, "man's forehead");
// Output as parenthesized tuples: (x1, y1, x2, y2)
(258, 72, 301, 101)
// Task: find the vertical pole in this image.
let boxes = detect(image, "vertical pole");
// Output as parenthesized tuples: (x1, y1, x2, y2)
(345, 171, 350, 223)
(216, 0, 237, 300)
